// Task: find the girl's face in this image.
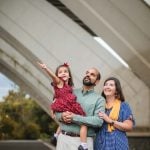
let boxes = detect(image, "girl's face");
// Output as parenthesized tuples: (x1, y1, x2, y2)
(57, 66, 70, 82)
(103, 80, 116, 97)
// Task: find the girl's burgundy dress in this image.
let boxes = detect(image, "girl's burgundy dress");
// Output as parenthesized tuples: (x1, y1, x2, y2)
(50, 83, 85, 116)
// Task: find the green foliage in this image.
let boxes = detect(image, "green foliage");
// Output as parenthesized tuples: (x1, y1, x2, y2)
(0, 90, 57, 140)
(23, 122, 40, 139)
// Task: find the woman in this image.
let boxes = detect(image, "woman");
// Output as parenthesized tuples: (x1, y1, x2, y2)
(94, 77, 135, 150)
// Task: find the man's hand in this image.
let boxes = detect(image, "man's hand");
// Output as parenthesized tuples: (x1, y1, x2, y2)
(61, 111, 75, 123)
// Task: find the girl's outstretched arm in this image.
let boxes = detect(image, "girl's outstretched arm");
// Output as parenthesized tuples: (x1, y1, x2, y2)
(37, 62, 60, 84)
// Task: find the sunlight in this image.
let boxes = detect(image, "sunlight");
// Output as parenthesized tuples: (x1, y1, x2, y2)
(94, 37, 129, 68)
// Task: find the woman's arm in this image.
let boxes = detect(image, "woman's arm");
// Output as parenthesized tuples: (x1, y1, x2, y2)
(99, 112, 133, 131)
(37, 62, 60, 84)
(111, 119, 133, 131)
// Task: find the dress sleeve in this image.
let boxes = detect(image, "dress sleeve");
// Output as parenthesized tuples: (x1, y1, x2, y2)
(120, 102, 135, 126)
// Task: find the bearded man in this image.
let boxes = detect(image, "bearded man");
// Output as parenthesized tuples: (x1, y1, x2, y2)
(55, 68, 105, 150)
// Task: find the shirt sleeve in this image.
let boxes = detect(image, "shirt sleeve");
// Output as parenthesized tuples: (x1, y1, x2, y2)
(120, 102, 135, 126)
(55, 112, 62, 121)
(72, 96, 105, 127)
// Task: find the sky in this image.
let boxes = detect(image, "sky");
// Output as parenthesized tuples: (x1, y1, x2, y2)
(0, 73, 17, 101)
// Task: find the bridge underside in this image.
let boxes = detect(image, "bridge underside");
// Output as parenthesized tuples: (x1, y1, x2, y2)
(0, 0, 149, 126)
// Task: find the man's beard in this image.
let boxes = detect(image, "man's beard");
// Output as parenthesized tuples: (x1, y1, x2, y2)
(83, 76, 96, 86)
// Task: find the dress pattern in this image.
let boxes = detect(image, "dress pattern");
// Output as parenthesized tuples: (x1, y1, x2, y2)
(50, 83, 86, 116)
(94, 102, 135, 150)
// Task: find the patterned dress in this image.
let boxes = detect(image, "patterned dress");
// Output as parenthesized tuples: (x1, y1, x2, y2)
(94, 102, 135, 150)
(50, 83, 86, 116)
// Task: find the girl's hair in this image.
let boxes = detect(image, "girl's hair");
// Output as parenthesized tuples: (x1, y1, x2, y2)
(55, 64, 74, 87)
(101, 77, 125, 102)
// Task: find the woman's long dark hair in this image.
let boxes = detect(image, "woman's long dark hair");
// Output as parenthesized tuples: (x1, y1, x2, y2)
(55, 64, 74, 87)
(101, 77, 125, 102)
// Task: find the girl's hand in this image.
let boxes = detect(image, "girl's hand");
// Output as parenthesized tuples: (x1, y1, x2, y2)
(37, 62, 47, 69)
(99, 112, 112, 123)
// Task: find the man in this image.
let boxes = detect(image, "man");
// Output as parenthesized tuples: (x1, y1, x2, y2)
(55, 68, 105, 150)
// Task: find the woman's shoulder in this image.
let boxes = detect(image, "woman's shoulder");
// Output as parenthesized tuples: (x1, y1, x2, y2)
(120, 101, 132, 111)
(121, 101, 129, 106)
(120, 101, 135, 124)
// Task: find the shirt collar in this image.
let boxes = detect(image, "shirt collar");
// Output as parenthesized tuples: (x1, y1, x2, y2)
(81, 87, 94, 94)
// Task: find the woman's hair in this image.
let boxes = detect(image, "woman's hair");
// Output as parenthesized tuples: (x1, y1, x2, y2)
(101, 77, 125, 102)
(55, 64, 74, 87)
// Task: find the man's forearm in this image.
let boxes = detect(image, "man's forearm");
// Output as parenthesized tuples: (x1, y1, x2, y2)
(73, 115, 103, 127)
(73, 98, 105, 127)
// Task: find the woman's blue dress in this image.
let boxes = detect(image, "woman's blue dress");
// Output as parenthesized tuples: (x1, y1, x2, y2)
(94, 102, 135, 150)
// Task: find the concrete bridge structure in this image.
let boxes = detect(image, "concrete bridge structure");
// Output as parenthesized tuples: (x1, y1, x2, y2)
(0, 0, 150, 128)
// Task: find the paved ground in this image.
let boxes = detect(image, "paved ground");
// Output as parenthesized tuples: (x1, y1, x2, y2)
(0, 140, 56, 150)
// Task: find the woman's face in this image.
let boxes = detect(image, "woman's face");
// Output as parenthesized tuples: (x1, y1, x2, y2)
(103, 80, 116, 97)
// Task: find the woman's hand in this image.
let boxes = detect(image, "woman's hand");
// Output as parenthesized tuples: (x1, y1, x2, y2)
(99, 112, 112, 123)
(99, 112, 134, 131)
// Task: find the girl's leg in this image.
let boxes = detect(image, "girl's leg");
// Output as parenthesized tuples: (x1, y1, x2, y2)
(79, 125, 88, 150)
(51, 126, 61, 146)
(50, 110, 56, 119)
(56, 126, 61, 135)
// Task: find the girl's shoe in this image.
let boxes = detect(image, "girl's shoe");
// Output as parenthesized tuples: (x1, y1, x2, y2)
(50, 136, 57, 146)
(78, 145, 88, 150)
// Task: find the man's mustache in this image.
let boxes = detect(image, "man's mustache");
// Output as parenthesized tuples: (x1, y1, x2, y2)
(84, 76, 90, 80)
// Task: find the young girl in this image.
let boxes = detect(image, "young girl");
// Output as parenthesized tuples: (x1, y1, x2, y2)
(38, 62, 88, 150)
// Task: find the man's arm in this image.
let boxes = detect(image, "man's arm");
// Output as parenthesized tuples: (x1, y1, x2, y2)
(72, 97, 105, 127)
(55, 97, 105, 127)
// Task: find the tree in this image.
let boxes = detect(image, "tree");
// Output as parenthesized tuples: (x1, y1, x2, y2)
(0, 89, 57, 140)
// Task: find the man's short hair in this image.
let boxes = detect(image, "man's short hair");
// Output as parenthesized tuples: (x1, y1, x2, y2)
(97, 72, 101, 80)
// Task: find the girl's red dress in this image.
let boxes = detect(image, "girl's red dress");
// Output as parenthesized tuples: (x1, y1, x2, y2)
(50, 83, 85, 116)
